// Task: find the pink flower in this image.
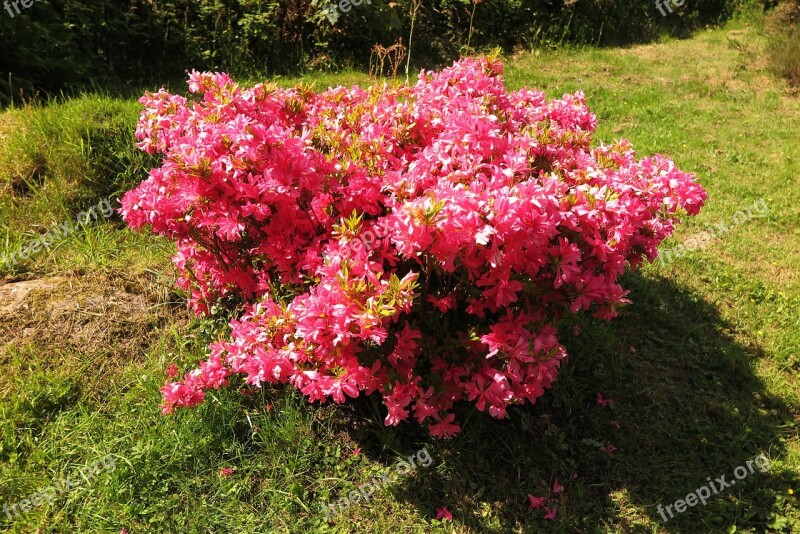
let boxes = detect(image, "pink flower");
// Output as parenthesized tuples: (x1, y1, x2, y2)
(528, 495, 547, 509)
(428, 414, 461, 438)
(427, 294, 458, 313)
(596, 392, 614, 407)
(552, 478, 564, 494)
(352, 448, 362, 456)
(601, 443, 617, 457)
(544, 506, 558, 520)
(220, 467, 234, 478)
(435, 507, 453, 521)
(165, 364, 179, 380)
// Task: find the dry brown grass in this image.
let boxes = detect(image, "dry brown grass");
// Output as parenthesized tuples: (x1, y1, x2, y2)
(766, 1, 800, 87)
(0, 269, 186, 393)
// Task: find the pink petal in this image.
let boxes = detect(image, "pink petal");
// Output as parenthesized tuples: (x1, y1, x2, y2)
(528, 494, 547, 509)
(601, 443, 617, 457)
(596, 392, 614, 407)
(435, 507, 453, 521)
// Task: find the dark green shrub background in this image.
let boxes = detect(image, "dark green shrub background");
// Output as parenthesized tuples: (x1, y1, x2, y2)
(0, 0, 763, 103)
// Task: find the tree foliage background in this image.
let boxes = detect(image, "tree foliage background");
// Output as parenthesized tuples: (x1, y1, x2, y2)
(0, 0, 762, 104)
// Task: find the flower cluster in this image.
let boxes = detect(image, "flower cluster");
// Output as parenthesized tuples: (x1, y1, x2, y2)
(122, 57, 706, 437)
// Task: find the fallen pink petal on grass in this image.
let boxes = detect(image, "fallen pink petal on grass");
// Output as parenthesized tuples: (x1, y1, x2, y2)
(528, 495, 548, 509)
(435, 507, 453, 521)
(601, 443, 617, 457)
(596, 392, 614, 407)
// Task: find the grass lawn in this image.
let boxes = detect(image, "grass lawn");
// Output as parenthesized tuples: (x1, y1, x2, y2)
(0, 17, 798, 534)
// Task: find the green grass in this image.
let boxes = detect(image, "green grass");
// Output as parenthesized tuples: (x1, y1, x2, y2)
(0, 17, 798, 534)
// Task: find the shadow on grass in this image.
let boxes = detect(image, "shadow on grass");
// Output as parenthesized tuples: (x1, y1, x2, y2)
(338, 271, 797, 532)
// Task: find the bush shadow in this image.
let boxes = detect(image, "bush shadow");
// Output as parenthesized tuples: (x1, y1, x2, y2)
(341, 271, 797, 532)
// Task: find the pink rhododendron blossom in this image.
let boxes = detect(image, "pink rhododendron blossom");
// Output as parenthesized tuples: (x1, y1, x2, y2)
(122, 57, 706, 437)
(165, 364, 179, 380)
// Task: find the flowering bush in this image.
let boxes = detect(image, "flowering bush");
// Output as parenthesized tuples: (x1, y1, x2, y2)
(121, 57, 706, 437)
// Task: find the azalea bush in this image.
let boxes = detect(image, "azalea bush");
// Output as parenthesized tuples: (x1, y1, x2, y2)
(121, 57, 706, 437)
